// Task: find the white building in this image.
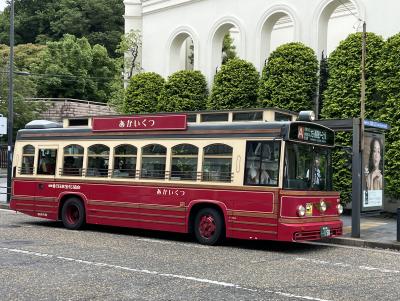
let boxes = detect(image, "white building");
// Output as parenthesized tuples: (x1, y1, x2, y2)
(124, 0, 400, 84)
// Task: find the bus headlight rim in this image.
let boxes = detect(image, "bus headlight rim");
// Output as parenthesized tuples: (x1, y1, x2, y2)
(337, 203, 343, 215)
(319, 200, 327, 213)
(297, 205, 306, 217)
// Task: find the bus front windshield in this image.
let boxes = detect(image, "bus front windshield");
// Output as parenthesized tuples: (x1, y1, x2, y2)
(283, 142, 332, 191)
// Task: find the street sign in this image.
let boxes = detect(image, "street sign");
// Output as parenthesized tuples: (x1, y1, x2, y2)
(364, 119, 389, 130)
(0, 116, 7, 135)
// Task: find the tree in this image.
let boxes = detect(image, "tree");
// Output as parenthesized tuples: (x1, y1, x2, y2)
(258, 42, 318, 112)
(35, 34, 118, 103)
(321, 32, 384, 204)
(209, 58, 259, 110)
(116, 30, 142, 80)
(0, 0, 124, 56)
(158, 70, 207, 112)
(222, 33, 237, 65)
(376, 33, 400, 198)
(124, 72, 165, 114)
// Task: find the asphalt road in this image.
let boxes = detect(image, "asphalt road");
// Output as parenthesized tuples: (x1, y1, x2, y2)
(1, 209, 400, 301)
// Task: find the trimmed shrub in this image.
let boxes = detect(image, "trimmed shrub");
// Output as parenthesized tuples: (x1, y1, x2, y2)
(157, 70, 208, 112)
(377, 33, 400, 198)
(124, 72, 165, 114)
(258, 42, 318, 112)
(322, 32, 384, 205)
(208, 58, 259, 110)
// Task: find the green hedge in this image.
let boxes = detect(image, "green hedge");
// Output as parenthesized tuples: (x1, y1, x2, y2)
(158, 70, 208, 112)
(377, 33, 400, 198)
(258, 42, 318, 112)
(208, 58, 259, 109)
(124, 72, 165, 114)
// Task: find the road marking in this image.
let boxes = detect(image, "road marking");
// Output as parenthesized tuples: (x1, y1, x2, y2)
(136, 238, 209, 249)
(0, 208, 11, 212)
(296, 257, 400, 274)
(302, 240, 400, 255)
(0, 247, 332, 301)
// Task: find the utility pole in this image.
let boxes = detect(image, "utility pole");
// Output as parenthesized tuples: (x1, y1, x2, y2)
(352, 21, 366, 238)
(7, 0, 15, 203)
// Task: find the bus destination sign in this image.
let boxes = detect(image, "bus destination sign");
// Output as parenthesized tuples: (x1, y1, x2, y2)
(290, 123, 334, 145)
(92, 115, 187, 132)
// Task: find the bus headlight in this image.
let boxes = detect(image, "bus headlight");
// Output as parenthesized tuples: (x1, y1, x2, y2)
(337, 204, 343, 215)
(319, 200, 327, 213)
(297, 205, 306, 217)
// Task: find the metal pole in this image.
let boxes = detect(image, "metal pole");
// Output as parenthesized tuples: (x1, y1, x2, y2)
(360, 22, 366, 151)
(352, 118, 361, 238)
(7, 0, 15, 203)
(397, 207, 400, 242)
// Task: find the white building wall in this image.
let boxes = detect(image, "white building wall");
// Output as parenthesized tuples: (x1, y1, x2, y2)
(124, 0, 400, 83)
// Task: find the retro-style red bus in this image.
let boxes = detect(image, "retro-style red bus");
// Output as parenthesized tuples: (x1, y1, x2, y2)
(10, 110, 343, 245)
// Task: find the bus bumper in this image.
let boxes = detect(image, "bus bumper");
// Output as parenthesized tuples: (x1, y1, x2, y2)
(277, 220, 343, 242)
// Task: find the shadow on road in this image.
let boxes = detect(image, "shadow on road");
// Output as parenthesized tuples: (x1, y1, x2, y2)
(17, 219, 330, 254)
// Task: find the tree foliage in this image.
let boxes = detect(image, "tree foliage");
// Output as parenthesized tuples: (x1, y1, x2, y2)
(321, 33, 384, 119)
(376, 33, 400, 198)
(209, 58, 259, 110)
(124, 72, 165, 114)
(258, 42, 318, 112)
(222, 33, 237, 65)
(0, 0, 124, 56)
(34, 34, 117, 103)
(158, 70, 207, 112)
(116, 30, 142, 79)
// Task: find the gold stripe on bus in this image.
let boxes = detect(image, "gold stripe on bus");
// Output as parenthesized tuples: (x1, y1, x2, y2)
(230, 228, 277, 235)
(231, 220, 277, 227)
(13, 203, 35, 207)
(36, 205, 58, 209)
(88, 215, 185, 226)
(280, 191, 339, 197)
(227, 210, 277, 218)
(279, 217, 340, 224)
(88, 200, 186, 212)
(17, 209, 36, 212)
(88, 208, 185, 219)
(35, 196, 58, 202)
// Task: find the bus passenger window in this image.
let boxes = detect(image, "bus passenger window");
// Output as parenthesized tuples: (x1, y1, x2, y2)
(113, 144, 137, 178)
(171, 144, 198, 181)
(21, 145, 35, 175)
(87, 144, 110, 177)
(244, 141, 280, 186)
(141, 144, 166, 179)
(37, 148, 57, 176)
(62, 144, 84, 176)
(202, 144, 232, 182)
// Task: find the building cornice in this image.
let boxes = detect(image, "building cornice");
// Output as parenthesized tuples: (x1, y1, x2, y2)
(141, 0, 204, 15)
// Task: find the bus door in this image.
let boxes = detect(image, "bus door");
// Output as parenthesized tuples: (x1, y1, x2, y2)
(35, 146, 59, 215)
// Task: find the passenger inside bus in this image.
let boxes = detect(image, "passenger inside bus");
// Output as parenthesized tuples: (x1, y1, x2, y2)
(247, 163, 275, 185)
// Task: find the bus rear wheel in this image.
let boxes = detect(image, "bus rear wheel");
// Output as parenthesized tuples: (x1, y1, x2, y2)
(194, 208, 224, 245)
(61, 198, 85, 230)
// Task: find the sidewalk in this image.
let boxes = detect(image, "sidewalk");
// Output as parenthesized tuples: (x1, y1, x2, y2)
(323, 212, 400, 251)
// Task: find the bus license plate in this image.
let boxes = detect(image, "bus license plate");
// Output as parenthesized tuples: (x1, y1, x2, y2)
(320, 226, 331, 238)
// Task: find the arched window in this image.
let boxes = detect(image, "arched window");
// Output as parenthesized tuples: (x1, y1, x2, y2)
(21, 145, 35, 175)
(202, 144, 233, 182)
(87, 144, 110, 177)
(62, 144, 84, 176)
(113, 144, 137, 178)
(171, 144, 198, 180)
(141, 144, 166, 179)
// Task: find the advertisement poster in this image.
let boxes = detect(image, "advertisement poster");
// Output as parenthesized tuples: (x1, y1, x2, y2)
(362, 132, 384, 209)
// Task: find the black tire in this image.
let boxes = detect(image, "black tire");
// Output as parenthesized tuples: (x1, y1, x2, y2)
(61, 198, 86, 230)
(194, 208, 224, 245)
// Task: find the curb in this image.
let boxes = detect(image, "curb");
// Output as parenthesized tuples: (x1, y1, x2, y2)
(322, 237, 400, 251)
(0, 203, 10, 210)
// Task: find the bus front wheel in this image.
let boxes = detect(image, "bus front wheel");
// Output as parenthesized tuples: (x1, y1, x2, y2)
(61, 198, 86, 230)
(194, 208, 224, 245)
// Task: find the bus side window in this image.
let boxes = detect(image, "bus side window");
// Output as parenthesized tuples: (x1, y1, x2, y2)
(202, 144, 232, 182)
(141, 144, 166, 179)
(87, 144, 110, 177)
(244, 141, 280, 186)
(37, 148, 57, 176)
(21, 145, 35, 175)
(113, 144, 137, 178)
(171, 144, 198, 181)
(62, 144, 84, 176)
